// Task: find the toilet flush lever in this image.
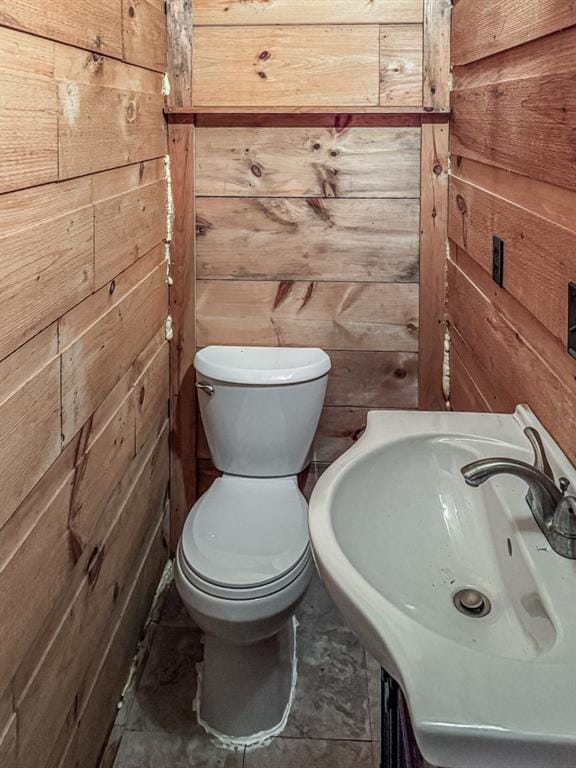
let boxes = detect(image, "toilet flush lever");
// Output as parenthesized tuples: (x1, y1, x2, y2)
(196, 382, 214, 396)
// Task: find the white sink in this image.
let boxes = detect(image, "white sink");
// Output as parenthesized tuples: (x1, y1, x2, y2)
(309, 406, 576, 768)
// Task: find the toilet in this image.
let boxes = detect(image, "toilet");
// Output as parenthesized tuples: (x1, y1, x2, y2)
(175, 345, 331, 746)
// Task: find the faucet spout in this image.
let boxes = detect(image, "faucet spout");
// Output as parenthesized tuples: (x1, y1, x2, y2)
(461, 457, 564, 510)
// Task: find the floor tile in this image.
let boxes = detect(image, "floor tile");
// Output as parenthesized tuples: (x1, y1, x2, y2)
(113, 731, 243, 768)
(127, 624, 203, 735)
(159, 583, 196, 627)
(282, 573, 371, 741)
(244, 737, 373, 768)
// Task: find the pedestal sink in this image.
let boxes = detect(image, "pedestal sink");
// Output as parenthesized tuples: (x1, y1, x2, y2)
(308, 406, 576, 768)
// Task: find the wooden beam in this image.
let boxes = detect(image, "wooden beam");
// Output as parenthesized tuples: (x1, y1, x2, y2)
(168, 122, 197, 551)
(166, 0, 193, 108)
(419, 121, 449, 410)
(423, 0, 451, 111)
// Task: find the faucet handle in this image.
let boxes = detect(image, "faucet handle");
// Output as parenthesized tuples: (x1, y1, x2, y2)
(524, 427, 554, 481)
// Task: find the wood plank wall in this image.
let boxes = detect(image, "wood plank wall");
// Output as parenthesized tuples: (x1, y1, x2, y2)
(194, 121, 422, 490)
(162, 0, 451, 508)
(449, 1, 576, 464)
(187, 0, 451, 111)
(0, 4, 170, 767)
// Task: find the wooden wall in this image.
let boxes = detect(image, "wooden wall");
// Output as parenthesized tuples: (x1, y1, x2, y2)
(449, 1, 576, 463)
(182, 0, 450, 111)
(0, 4, 170, 767)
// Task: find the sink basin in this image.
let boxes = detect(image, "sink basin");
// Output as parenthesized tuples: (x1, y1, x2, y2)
(309, 406, 576, 768)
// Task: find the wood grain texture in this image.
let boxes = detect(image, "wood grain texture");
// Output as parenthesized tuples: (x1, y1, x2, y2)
(197, 280, 419, 352)
(0, 71, 57, 193)
(196, 127, 422, 198)
(452, 0, 576, 65)
(419, 122, 448, 409)
(168, 122, 197, 550)
(0, 0, 123, 57)
(423, 0, 451, 110)
(449, 176, 576, 345)
(0, 207, 94, 360)
(0, 356, 60, 531)
(326, 350, 419, 408)
(196, 198, 420, 282)
(451, 73, 576, 191)
(193, 0, 424, 24)
(450, 344, 493, 413)
(61, 262, 167, 442)
(95, 179, 166, 287)
(166, 0, 193, 107)
(380, 25, 423, 107)
(192, 25, 380, 107)
(122, 0, 167, 71)
(58, 82, 166, 178)
(448, 259, 576, 464)
(451, 155, 576, 235)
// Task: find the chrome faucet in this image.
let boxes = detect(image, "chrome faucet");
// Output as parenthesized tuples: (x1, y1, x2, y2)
(461, 427, 576, 560)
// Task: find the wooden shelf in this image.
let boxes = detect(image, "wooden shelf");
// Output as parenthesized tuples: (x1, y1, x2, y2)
(165, 105, 449, 115)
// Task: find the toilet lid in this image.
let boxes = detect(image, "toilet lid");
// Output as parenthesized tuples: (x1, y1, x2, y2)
(180, 475, 310, 590)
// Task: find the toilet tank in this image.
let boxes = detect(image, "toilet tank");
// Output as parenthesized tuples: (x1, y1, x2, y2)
(194, 346, 331, 477)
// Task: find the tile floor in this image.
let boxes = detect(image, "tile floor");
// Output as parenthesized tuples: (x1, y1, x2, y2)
(104, 569, 382, 768)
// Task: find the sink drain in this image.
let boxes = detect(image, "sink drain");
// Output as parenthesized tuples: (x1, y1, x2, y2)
(453, 588, 492, 618)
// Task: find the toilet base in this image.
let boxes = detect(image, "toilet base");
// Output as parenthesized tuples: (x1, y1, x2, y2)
(195, 617, 298, 748)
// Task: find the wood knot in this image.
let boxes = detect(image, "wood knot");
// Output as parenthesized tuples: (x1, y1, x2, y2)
(87, 547, 105, 586)
(433, 163, 442, 176)
(259, 50, 271, 61)
(126, 100, 136, 122)
(257, 71, 267, 79)
(313, 143, 321, 151)
(330, 150, 339, 158)
(139, 386, 146, 406)
(109, 279, 116, 295)
(456, 194, 467, 214)
(394, 368, 407, 379)
(251, 163, 263, 177)
(128, 5, 135, 16)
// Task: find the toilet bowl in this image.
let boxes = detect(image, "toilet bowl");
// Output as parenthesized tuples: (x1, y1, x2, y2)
(175, 346, 331, 746)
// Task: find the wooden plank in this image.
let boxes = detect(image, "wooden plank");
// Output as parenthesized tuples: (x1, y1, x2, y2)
(196, 280, 419, 352)
(0, 715, 17, 767)
(423, 0, 451, 111)
(452, 25, 576, 91)
(452, 0, 576, 66)
(196, 198, 420, 282)
(192, 26, 380, 107)
(451, 155, 576, 235)
(0, 25, 54, 77)
(166, 0, 193, 107)
(196, 127, 422, 198)
(326, 350, 419, 408)
(58, 82, 166, 179)
(449, 176, 576, 345)
(95, 179, 166, 288)
(449, 245, 576, 408)
(313, 407, 369, 463)
(0, 206, 93, 361)
(451, 73, 576, 191)
(419, 122, 448, 409)
(447, 259, 576, 465)
(379, 25, 423, 107)
(193, 0, 424, 24)
(450, 344, 493, 414)
(0, 0, 123, 58)
(60, 262, 168, 442)
(168, 122, 197, 551)
(122, 0, 167, 72)
(0, 177, 92, 235)
(0, 356, 60, 531)
(135, 343, 170, 451)
(0, 71, 57, 193)
(16, 430, 168, 768)
(54, 42, 162, 94)
(91, 157, 165, 201)
(56, 520, 166, 768)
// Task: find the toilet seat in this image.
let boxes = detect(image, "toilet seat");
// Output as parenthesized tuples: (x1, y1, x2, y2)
(179, 474, 311, 601)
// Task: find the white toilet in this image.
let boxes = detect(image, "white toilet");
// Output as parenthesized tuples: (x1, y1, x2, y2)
(175, 345, 331, 746)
